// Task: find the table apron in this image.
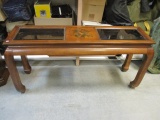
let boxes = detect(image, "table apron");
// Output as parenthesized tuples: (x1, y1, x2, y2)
(6, 47, 149, 56)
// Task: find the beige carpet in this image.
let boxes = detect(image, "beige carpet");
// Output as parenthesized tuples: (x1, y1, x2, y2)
(0, 59, 160, 120)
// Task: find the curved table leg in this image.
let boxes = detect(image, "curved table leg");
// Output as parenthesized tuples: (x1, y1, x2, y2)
(129, 48, 154, 88)
(21, 55, 31, 74)
(4, 50, 26, 93)
(122, 54, 133, 72)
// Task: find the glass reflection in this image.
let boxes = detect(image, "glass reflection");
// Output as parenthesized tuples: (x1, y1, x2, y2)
(97, 29, 145, 40)
(14, 28, 64, 40)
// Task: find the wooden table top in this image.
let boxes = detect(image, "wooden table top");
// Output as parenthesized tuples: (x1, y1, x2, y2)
(3, 25, 155, 46)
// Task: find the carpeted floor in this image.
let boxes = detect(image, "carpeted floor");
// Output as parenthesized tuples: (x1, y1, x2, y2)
(0, 58, 160, 120)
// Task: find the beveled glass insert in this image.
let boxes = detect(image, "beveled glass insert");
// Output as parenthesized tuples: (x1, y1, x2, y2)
(97, 29, 145, 40)
(14, 28, 64, 40)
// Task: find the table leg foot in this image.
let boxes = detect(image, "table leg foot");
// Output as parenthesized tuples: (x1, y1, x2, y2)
(21, 56, 31, 74)
(5, 50, 26, 93)
(16, 85, 26, 93)
(121, 68, 128, 72)
(129, 48, 154, 88)
(121, 54, 133, 72)
(129, 81, 136, 89)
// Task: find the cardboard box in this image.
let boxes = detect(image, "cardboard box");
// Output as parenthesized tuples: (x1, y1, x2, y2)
(34, 15, 73, 25)
(34, 3, 74, 25)
(82, 0, 106, 22)
(34, 0, 51, 18)
(83, 0, 106, 5)
(34, 17, 73, 25)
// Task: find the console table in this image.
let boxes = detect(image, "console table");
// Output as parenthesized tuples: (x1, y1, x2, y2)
(3, 25, 155, 93)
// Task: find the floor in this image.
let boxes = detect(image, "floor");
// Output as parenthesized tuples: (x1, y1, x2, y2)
(0, 57, 160, 120)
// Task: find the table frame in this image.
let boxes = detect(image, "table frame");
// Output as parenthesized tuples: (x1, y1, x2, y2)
(3, 26, 155, 93)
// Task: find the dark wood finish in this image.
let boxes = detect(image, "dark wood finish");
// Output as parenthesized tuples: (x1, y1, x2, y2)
(0, 54, 9, 87)
(21, 55, 31, 74)
(129, 48, 154, 88)
(4, 51, 25, 93)
(3, 26, 155, 93)
(122, 54, 133, 72)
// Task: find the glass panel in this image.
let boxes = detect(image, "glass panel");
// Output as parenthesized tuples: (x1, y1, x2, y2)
(97, 29, 145, 40)
(14, 28, 64, 40)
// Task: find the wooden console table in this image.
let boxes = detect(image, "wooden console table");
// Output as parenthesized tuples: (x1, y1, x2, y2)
(3, 25, 155, 93)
